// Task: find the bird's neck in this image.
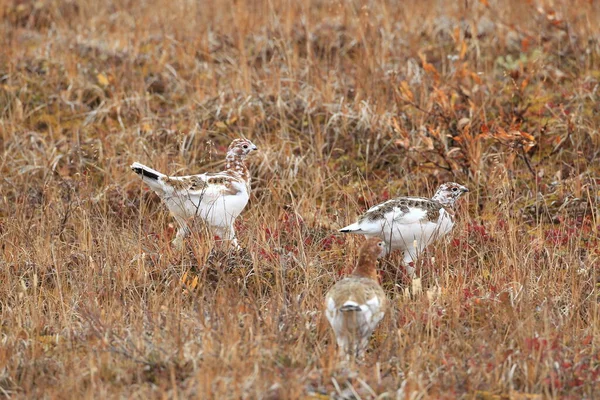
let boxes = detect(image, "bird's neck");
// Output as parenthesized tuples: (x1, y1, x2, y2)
(352, 254, 379, 281)
(225, 152, 250, 182)
(432, 192, 456, 208)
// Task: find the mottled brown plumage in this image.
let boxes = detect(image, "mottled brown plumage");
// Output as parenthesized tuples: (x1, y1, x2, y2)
(325, 238, 387, 359)
(163, 175, 243, 196)
(360, 197, 443, 223)
(163, 175, 207, 191)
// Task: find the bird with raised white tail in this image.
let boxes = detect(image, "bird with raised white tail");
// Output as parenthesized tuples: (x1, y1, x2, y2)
(339, 182, 469, 277)
(325, 238, 388, 359)
(131, 138, 258, 249)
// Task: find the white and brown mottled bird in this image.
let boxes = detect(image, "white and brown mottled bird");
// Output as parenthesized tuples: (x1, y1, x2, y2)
(131, 138, 258, 248)
(339, 182, 468, 277)
(325, 238, 388, 359)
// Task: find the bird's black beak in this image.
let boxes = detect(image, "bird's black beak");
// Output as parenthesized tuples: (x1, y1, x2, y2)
(251, 145, 258, 151)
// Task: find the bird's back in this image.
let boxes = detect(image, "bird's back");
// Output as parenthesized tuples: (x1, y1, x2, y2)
(325, 276, 386, 355)
(161, 173, 249, 226)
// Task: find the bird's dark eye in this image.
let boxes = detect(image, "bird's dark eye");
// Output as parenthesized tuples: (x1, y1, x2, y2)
(243, 145, 248, 149)
(452, 187, 458, 192)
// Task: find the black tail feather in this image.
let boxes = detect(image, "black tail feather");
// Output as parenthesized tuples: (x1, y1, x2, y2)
(340, 304, 362, 312)
(132, 166, 160, 180)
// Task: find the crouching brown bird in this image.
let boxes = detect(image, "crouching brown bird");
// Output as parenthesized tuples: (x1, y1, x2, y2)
(324, 238, 388, 359)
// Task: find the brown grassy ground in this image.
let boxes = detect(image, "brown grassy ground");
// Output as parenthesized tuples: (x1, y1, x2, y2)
(1, 0, 600, 398)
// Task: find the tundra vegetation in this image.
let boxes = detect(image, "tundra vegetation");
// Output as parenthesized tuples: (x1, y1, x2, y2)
(1, 0, 599, 398)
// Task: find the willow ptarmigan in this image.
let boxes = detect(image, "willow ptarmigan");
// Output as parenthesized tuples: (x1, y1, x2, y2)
(325, 238, 388, 359)
(339, 182, 468, 277)
(131, 138, 258, 248)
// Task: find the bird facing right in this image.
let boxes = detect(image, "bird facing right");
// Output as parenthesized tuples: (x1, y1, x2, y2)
(324, 238, 388, 359)
(339, 182, 469, 277)
(130, 138, 258, 249)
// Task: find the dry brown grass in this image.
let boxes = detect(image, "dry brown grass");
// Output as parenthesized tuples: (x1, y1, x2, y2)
(1, 0, 600, 398)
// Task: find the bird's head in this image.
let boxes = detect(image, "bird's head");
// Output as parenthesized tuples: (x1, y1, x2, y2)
(431, 182, 469, 207)
(361, 238, 388, 260)
(227, 138, 258, 158)
(353, 238, 387, 280)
